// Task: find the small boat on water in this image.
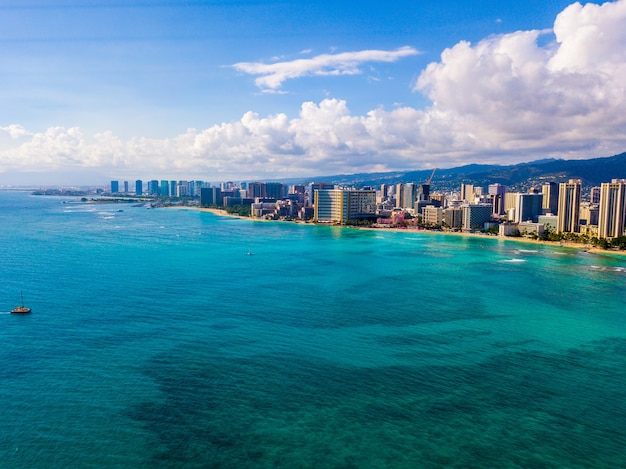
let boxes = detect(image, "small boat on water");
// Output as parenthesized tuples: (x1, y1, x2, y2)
(11, 292, 31, 314)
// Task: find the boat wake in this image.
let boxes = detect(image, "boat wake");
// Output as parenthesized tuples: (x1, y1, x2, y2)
(501, 258, 527, 263)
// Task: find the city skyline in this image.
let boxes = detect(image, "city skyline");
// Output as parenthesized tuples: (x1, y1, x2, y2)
(1, 0, 626, 185)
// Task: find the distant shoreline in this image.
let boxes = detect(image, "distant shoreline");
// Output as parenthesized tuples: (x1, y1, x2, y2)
(165, 205, 626, 258)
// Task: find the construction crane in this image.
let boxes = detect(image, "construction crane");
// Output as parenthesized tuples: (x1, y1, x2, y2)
(425, 168, 437, 185)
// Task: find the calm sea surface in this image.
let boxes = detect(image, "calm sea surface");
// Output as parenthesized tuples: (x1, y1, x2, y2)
(1, 190, 625, 468)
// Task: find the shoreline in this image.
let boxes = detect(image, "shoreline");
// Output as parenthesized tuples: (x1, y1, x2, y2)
(165, 205, 626, 258)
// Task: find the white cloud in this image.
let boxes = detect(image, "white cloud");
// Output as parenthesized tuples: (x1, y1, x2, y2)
(232, 46, 420, 90)
(414, 0, 626, 155)
(0, 124, 31, 140)
(2, 1, 626, 184)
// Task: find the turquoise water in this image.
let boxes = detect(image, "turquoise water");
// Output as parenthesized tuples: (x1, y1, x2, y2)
(1, 190, 625, 468)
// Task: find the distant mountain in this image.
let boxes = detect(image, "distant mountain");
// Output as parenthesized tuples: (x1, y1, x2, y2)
(459, 152, 626, 189)
(278, 152, 626, 191)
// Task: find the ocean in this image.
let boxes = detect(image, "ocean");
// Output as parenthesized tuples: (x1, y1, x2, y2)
(1, 190, 625, 468)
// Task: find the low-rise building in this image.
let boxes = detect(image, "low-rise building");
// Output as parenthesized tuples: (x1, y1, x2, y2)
(537, 214, 558, 232)
(499, 223, 519, 237)
(518, 222, 545, 236)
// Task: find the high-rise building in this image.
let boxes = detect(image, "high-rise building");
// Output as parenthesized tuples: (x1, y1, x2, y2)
(504, 192, 518, 213)
(307, 182, 334, 206)
(513, 193, 543, 223)
(488, 183, 506, 216)
(315, 190, 345, 222)
(245, 182, 284, 200)
(110, 180, 119, 193)
(200, 187, 222, 206)
(176, 183, 188, 197)
(160, 180, 169, 197)
(590, 186, 602, 204)
(460, 184, 474, 203)
(461, 204, 492, 231)
(291, 185, 305, 195)
(394, 183, 403, 207)
(314, 189, 376, 223)
(247, 182, 264, 199)
(598, 180, 626, 239)
(557, 179, 582, 233)
(380, 184, 388, 201)
(123, 181, 129, 193)
(148, 180, 159, 196)
(135, 180, 143, 195)
(429, 193, 446, 208)
(396, 183, 416, 209)
(542, 182, 558, 215)
(265, 183, 284, 200)
(443, 207, 463, 229)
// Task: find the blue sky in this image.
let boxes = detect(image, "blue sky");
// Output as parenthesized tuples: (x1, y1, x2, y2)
(1, 0, 625, 184)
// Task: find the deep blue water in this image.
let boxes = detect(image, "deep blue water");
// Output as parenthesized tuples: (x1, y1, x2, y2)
(1, 190, 625, 468)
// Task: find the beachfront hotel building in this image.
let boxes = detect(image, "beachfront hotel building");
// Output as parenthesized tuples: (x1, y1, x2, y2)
(461, 204, 492, 231)
(422, 205, 444, 226)
(557, 179, 582, 233)
(314, 189, 376, 223)
(598, 180, 626, 239)
(517, 193, 543, 223)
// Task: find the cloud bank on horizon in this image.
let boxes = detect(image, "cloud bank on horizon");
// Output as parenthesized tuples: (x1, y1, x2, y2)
(1, 0, 626, 183)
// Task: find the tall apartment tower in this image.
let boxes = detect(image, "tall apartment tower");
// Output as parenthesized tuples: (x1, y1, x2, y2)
(160, 180, 170, 197)
(598, 180, 626, 239)
(557, 179, 582, 233)
(460, 184, 474, 203)
(148, 180, 159, 196)
(110, 180, 119, 193)
(542, 182, 558, 215)
(514, 193, 543, 223)
(135, 180, 143, 195)
(488, 183, 506, 215)
(396, 183, 417, 209)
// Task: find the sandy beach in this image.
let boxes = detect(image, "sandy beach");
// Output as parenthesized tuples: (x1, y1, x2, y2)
(166, 205, 626, 258)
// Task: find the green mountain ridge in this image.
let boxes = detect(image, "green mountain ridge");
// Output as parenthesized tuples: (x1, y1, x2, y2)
(280, 152, 626, 190)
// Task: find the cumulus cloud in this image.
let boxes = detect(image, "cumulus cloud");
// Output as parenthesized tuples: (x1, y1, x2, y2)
(2, 0, 626, 183)
(0, 124, 32, 140)
(0, 100, 427, 179)
(232, 46, 420, 90)
(414, 0, 626, 154)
